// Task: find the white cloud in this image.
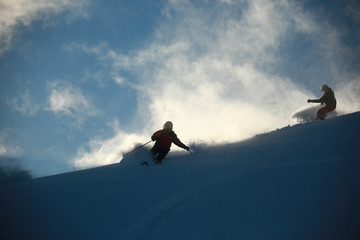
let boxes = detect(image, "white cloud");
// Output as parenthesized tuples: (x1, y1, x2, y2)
(0, 0, 88, 55)
(47, 81, 99, 125)
(72, 0, 360, 169)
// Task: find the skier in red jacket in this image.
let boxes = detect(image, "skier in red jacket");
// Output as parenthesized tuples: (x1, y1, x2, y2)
(308, 84, 337, 120)
(151, 121, 190, 164)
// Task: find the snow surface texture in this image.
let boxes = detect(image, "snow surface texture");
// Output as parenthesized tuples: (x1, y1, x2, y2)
(1, 112, 360, 240)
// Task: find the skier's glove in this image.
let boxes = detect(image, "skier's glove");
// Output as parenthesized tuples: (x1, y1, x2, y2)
(184, 146, 190, 151)
(307, 99, 313, 103)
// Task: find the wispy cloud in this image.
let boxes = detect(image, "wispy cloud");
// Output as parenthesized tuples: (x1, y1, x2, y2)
(336, 78, 360, 114)
(82, 68, 107, 88)
(47, 81, 99, 126)
(0, 129, 23, 158)
(7, 89, 42, 116)
(345, 0, 360, 24)
(72, 0, 360, 169)
(0, 0, 89, 55)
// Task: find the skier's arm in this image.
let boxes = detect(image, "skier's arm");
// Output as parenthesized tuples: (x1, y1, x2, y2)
(308, 93, 325, 104)
(171, 133, 190, 151)
(151, 130, 162, 141)
(308, 98, 322, 103)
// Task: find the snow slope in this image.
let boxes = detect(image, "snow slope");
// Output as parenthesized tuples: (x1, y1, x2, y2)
(1, 112, 360, 240)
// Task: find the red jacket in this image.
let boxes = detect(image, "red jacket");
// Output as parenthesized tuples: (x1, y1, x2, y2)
(151, 130, 187, 149)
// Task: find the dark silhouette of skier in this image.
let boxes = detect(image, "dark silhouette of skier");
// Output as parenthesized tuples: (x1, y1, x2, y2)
(150, 121, 189, 164)
(307, 84, 337, 120)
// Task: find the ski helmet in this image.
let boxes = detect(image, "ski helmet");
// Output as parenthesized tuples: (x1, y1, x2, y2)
(163, 121, 173, 131)
(321, 84, 329, 91)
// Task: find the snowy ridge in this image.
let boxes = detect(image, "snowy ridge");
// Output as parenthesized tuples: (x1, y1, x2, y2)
(1, 112, 360, 240)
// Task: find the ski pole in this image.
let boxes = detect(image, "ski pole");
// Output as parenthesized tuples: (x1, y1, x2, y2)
(123, 140, 152, 157)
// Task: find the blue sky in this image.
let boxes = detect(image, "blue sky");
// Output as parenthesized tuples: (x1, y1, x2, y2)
(0, 0, 359, 177)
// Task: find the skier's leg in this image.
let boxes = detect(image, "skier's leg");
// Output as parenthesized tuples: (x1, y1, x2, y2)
(151, 145, 159, 156)
(155, 148, 170, 164)
(316, 105, 335, 120)
(316, 106, 327, 120)
(150, 146, 161, 162)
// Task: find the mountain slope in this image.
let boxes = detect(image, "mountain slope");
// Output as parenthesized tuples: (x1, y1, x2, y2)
(1, 112, 360, 240)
